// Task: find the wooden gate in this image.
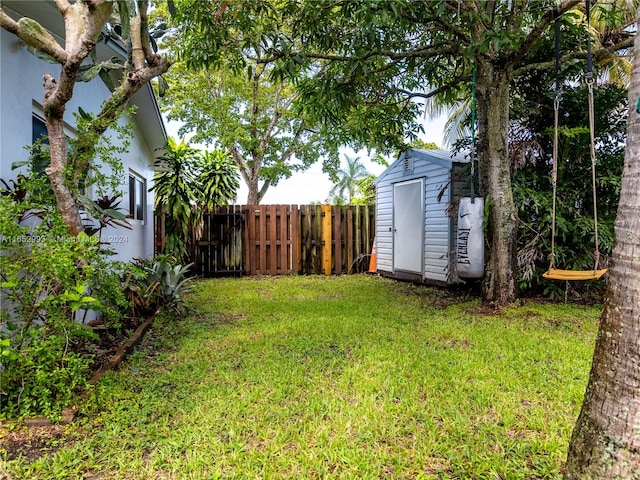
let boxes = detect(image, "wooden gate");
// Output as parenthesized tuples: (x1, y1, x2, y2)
(155, 204, 375, 277)
(245, 205, 299, 275)
(195, 207, 245, 277)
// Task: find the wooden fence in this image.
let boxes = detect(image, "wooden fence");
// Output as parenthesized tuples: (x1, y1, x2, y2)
(155, 204, 375, 277)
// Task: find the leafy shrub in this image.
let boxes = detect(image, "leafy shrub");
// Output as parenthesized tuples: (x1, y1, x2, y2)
(0, 174, 131, 418)
(152, 138, 239, 260)
(1, 316, 97, 419)
(123, 255, 194, 317)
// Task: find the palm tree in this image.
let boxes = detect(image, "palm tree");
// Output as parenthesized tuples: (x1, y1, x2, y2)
(329, 155, 369, 203)
(563, 14, 640, 476)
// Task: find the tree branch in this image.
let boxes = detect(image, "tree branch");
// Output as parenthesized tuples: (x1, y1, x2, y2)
(130, 14, 147, 70)
(594, 36, 635, 62)
(396, 74, 468, 101)
(253, 41, 460, 66)
(229, 145, 250, 183)
(257, 178, 271, 204)
(52, 0, 71, 13)
(512, 0, 582, 63)
(513, 34, 635, 78)
(71, 58, 172, 186)
(0, 10, 67, 63)
(259, 83, 290, 153)
(138, 1, 155, 62)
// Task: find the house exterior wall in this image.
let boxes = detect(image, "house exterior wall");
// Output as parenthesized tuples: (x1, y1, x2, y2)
(0, 27, 156, 262)
(375, 149, 458, 285)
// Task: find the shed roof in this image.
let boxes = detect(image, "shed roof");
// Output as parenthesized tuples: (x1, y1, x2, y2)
(376, 148, 469, 185)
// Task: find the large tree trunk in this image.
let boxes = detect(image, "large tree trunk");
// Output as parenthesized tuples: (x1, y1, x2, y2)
(475, 57, 519, 307)
(563, 14, 640, 478)
(246, 177, 261, 204)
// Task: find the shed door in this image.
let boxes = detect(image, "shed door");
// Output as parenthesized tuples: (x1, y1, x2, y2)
(393, 179, 424, 274)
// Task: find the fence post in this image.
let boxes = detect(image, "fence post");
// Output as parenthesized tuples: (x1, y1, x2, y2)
(290, 205, 299, 274)
(322, 204, 332, 275)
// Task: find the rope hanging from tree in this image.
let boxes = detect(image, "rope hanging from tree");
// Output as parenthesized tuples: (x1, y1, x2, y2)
(456, 63, 485, 280)
(543, 0, 607, 281)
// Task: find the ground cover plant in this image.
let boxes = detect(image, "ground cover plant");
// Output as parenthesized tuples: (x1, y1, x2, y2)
(1, 275, 599, 479)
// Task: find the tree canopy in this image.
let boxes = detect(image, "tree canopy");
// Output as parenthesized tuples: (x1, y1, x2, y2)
(160, 1, 341, 204)
(175, 0, 633, 305)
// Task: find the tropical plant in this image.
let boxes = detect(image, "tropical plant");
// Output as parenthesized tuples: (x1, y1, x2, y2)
(151, 137, 200, 258)
(329, 155, 369, 204)
(198, 150, 240, 211)
(152, 137, 239, 259)
(79, 194, 132, 252)
(122, 255, 194, 317)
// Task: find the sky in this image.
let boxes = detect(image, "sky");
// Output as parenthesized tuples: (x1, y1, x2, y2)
(165, 115, 449, 205)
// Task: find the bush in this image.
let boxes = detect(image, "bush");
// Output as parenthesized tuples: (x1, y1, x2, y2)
(0, 175, 130, 418)
(123, 255, 194, 317)
(1, 165, 195, 419)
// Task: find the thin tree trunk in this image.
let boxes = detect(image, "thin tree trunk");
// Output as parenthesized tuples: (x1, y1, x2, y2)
(45, 110, 84, 235)
(475, 57, 518, 307)
(563, 14, 640, 477)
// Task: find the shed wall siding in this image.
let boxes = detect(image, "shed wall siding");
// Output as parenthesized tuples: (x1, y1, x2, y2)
(375, 154, 453, 283)
(423, 169, 451, 283)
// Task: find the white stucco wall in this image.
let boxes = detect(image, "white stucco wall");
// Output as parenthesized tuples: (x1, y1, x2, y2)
(0, 28, 156, 261)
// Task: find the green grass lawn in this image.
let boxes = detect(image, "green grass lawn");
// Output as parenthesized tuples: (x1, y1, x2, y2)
(2, 275, 600, 479)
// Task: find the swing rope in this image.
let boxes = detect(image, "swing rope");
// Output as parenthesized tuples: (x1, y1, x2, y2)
(586, 0, 602, 274)
(470, 63, 477, 202)
(544, 0, 606, 281)
(548, 8, 560, 272)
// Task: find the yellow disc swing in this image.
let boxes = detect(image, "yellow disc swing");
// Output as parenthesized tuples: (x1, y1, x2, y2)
(543, 1, 607, 281)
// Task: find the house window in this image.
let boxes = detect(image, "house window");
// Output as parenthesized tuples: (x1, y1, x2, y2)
(31, 114, 74, 176)
(129, 171, 146, 221)
(31, 115, 50, 174)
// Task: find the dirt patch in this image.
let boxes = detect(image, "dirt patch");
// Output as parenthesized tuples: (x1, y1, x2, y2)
(0, 423, 70, 462)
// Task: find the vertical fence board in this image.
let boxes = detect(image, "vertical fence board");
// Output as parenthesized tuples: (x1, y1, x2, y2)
(333, 205, 342, 275)
(256, 205, 265, 275)
(346, 209, 354, 273)
(321, 204, 332, 275)
(290, 205, 299, 274)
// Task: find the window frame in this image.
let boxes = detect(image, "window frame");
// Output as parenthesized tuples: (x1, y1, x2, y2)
(128, 170, 146, 222)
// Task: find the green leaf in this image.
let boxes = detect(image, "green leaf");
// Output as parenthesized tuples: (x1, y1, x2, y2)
(116, 0, 134, 39)
(26, 45, 58, 64)
(157, 75, 169, 98)
(99, 70, 117, 92)
(78, 64, 102, 83)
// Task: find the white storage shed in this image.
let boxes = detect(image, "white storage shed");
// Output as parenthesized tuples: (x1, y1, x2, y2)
(374, 148, 471, 285)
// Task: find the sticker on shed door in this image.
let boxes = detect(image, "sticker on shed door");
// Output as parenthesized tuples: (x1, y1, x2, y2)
(393, 179, 424, 274)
